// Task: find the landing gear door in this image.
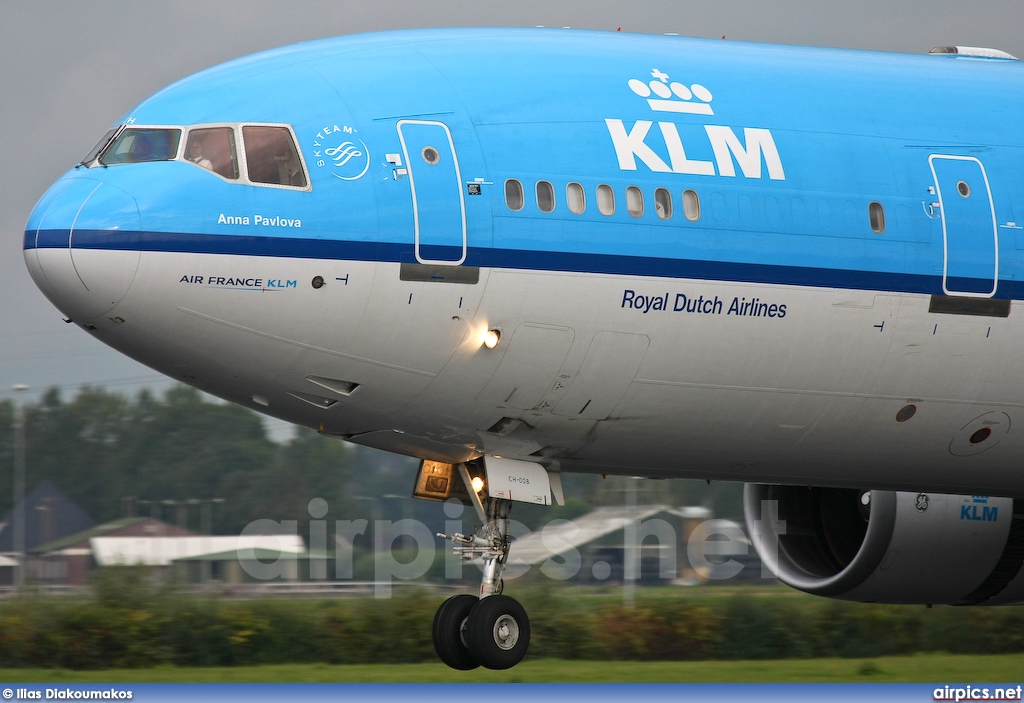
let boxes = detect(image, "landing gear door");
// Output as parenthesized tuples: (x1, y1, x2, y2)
(397, 120, 467, 265)
(929, 155, 998, 297)
(482, 457, 554, 506)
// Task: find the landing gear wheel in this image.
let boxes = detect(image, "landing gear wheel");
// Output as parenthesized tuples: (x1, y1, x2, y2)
(432, 594, 480, 670)
(465, 595, 530, 670)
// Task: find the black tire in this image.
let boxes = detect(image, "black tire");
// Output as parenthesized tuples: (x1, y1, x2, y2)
(432, 594, 480, 670)
(464, 595, 530, 670)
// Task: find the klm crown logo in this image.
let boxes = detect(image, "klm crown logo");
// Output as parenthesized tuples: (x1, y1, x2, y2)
(606, 67, 785, 181)
(628, 69, 714, 115)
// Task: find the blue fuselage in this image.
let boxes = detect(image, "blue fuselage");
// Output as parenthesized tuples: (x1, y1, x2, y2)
(22, 29, 1024, 495)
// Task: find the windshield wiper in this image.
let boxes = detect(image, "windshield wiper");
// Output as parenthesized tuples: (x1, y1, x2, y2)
(79, 125, 126, 168)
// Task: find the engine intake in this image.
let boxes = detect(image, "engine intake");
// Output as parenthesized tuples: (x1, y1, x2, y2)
(743, 484, 1024, 605)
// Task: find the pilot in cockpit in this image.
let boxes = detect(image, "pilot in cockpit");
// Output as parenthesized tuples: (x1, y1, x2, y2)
(128, 134, 152, 163)
(187, 136, 213, 171)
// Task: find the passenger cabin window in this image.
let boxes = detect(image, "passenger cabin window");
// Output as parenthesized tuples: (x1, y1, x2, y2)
(869, 201, 886, 233)
(186, 127, 238, 180)
(655, 188, 672, 220)
(626, 186, 644, 218)
(597, 184, 615, 216)
(683, 189, 701, 222)
(242, 125, 307, 187)
(505, 179, 524, 211)
(536, 180, 555, 213)
(566, 182, 585, 214)
(99, 128, 181, 165)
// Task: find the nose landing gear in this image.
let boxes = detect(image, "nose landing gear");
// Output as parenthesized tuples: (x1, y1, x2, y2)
(418, 458, 552, 670)
(434, 475, 530, 669)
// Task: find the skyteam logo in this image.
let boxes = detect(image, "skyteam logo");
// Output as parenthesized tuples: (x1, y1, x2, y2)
(310, 124, 370, 181)
(606, 68, 785, 181)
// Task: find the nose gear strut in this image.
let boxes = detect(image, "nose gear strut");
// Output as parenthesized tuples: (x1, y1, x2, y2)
(438, 493, 512, 597)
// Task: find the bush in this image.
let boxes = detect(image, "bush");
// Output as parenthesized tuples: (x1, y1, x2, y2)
(1, 581, 1023, 668)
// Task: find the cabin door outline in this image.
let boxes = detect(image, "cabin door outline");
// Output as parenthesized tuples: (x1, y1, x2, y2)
(397, 119, 467, 266)
(929, 154, 998, 298)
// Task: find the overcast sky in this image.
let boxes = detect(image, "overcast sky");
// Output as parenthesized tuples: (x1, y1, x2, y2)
(3, 0, 1022, 412)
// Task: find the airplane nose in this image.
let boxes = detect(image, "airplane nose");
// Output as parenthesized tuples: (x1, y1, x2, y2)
(24, 176, 142, 320)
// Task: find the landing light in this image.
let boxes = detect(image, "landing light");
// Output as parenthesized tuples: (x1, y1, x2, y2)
(484, 329, 501, 349)
(471, 476, 485, 493)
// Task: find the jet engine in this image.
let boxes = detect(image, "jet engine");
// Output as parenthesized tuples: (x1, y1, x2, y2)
(743, 484, 1024, 605)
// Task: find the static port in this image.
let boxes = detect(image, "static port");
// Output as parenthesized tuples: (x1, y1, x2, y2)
(969, 427, 992, 444)
(896, 404, 917, 422)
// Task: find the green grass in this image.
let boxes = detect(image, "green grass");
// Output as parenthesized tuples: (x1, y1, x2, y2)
(2, 654, 1023, 683)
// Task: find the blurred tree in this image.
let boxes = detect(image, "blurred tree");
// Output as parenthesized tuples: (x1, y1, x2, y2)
(240, 426, 355, 537)
(124, 385, 277, 532)
(8, 383, 746, 548)
(23, 387, 134, 521)
(15, 385, 276, 531)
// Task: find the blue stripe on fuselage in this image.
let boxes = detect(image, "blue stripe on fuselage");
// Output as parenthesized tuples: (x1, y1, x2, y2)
(31, 227, 1015, 299)
(34, 228, 379, 260)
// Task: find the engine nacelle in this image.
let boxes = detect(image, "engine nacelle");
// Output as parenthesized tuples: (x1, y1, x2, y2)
(743, 484, 1024, 605)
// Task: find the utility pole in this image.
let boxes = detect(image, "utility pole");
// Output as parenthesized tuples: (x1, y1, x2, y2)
(198, 498, 224, 583)
(11, 384, 29, 591)
(624, 476, 638, 608)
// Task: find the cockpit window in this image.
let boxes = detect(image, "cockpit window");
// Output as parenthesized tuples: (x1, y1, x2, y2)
(242, 125, 307, 187)
(77, 122, 309, 191)
(99, 128, 181, 165)
(185, 127, 238, 180)
(80, 127, 119, 167)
